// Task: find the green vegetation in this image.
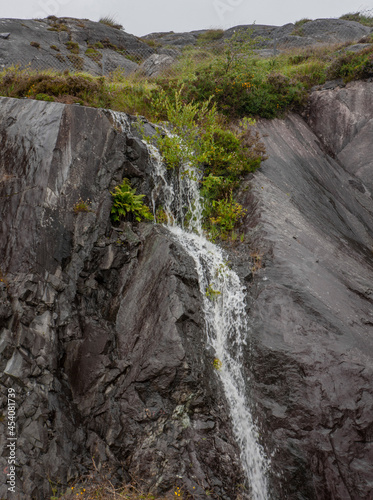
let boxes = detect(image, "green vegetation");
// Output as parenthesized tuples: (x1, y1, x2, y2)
(30, 41, 40, 48)
(65, 41, 79, 54)
(99, 15, 123, 30)
(110, 179, 153, 222)
(340, 11, 373, 27)
(197, 29, 224, 44)
(1, 36, 373, 240)
(85, 48, 102, 60)
(326, 45, 373, 81)
(148, 88, 265, 239)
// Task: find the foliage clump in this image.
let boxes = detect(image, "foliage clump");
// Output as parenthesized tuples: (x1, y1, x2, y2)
(110, 178, 153, 223)
(148, 89, 265, 240)
(326, 46, 373, 81)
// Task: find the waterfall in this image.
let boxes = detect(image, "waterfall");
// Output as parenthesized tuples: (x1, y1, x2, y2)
(107, 109, 270, 498)
(147, 141, 270, 500)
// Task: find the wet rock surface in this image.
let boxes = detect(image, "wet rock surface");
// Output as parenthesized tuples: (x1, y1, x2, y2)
(235, 81, 373, 499)
(0, 98, 245, 499)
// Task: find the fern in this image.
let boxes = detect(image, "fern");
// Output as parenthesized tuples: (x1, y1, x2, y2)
(110, 178, 153, 222)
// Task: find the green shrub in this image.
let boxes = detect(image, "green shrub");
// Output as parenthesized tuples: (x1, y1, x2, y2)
(147, 88, 265, 240)
(207, 195, 247, 239)
(110, 179, 153, 222)
(326, 46, 373, 81)
(35, 93, 54, 101)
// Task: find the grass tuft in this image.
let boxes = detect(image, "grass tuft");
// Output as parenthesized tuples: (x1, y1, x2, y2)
(99, 15, 123, 30)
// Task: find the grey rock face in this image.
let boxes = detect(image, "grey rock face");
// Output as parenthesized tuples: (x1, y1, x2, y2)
(235, 81, 373, 499)
(307, 81, 373, 192)
(0, 98, 245, 499)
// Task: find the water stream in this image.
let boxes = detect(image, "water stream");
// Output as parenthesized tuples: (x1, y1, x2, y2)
(147, 142, 270, 500)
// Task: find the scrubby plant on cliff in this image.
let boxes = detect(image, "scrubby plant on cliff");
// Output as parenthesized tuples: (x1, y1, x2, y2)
(148, 88, 265, 240)
(110, 178, 153, 223)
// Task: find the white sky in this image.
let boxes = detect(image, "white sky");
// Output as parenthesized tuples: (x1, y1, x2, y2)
(3, 0, 373, 36)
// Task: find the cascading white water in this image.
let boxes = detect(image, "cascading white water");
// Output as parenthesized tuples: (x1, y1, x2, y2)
(107, 110, 269, 498)
(147, 142, 270, 500)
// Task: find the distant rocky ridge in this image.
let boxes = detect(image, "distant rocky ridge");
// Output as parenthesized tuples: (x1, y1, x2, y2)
(0, 17, 372, 77)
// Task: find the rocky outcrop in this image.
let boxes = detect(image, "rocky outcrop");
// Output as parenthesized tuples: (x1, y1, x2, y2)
(0, 18, 152, 75)
(0, 16, 372, 77)
(143, 19, 373, 53)
(0, 98, 245, 499)
(235, 80, 373, 499)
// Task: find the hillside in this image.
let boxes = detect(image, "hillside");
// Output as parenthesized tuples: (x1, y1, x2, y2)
(0, 13, 373, 500)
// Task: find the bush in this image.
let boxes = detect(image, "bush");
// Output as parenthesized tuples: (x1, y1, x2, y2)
(326, 46, 373, 81)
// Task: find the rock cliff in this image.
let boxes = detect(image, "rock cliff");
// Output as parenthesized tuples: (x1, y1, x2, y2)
(238, 80, 373, 499)
(0, 99, 244, 499)
(0, 80, 373, 500)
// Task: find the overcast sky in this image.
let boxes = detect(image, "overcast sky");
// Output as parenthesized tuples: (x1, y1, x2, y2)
(3, 0, 373, 36)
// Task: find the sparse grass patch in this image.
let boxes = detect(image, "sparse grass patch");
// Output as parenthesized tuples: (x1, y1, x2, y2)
(65, 41, 79, 54)
(85, 48, 102, 60)
(99, 15, 123, 30)
(0, 67, 109, 107)
(197, 29, 224, 44)
(340, 11, 373, 27)
(141, 39, 161, 48)
(30, 41, 40, 48)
